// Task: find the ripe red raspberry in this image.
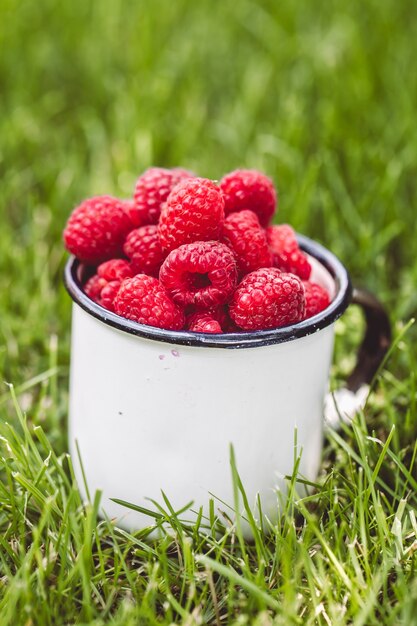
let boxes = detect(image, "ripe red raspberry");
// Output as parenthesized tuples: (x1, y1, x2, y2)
(114, 275, 185, 330)
(97, 259, 134, 282)
(303, 281, 330, 319)
(121, 199, 137, 222)
(219, 169, 277, 227)
(187, 312, 222, 334)
(222, 210, 273, 275)
(84, 259, 133, 311)
(158, 178, 225, 252)
(84, 276, 121, 312)
(64, 196, 134, 263)
(84, 274, 107, 303)
(123, 225, 166, 277)
(100, 281, 123, 311)
(185, 304, 229, 329)
(229, 268, 305, 330)
(266, 224, 312, 280)
(194, 305, 239, 332)
(159, 241, 238, 308)
(129, 167, 194, 226)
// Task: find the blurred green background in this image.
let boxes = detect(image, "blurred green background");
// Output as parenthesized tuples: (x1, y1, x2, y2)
(1, 0, 416, 436)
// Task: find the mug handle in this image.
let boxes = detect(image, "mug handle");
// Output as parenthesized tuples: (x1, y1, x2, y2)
(324, 287, 391, 429)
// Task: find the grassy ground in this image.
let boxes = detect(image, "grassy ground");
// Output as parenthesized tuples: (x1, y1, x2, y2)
(1, 0, 417, 623)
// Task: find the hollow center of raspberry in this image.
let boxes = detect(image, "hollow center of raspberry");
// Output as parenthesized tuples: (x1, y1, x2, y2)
(187, 272, 211, 291)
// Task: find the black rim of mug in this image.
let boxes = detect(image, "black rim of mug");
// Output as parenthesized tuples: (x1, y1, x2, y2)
(64, 234, 352, 349)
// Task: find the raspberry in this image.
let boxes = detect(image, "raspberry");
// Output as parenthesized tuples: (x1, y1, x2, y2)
(222, 210, 272, 275)
(187, 312, 222, 334)
(123, 225, 166, 277)
(303, 281, 330, 319)
(84, 259, 134, 311)
(158, 178, 225, 252)
(121, 199, 137, 222)
(185, 304, 229, 328)
(219, 169, 277, 227)
(84, 276, 121, 312)
(114, 275, 185, 330)
(84, 274, 107, 303)
(100, 281, 123, 311)
(129, 167, 194, 226)
(229, 268, 305, 330)
(97, 259, 134, 282)
(195, 305, 239, 332)
(266, 224, 312, 280)
(64, 196, 134, 263)
(159, 241, 238, 308)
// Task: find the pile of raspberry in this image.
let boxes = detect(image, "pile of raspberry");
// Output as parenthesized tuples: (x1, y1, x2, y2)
(64, 168, 330, 333)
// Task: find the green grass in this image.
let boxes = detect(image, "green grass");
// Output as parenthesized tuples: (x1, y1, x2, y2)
(1, 0, 417, 623)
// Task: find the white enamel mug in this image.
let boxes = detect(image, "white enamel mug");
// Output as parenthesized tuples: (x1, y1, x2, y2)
(64, 235, 390, 533)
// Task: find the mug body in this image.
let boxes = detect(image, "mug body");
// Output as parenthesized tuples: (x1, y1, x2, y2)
(65, 236, 351, 532)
